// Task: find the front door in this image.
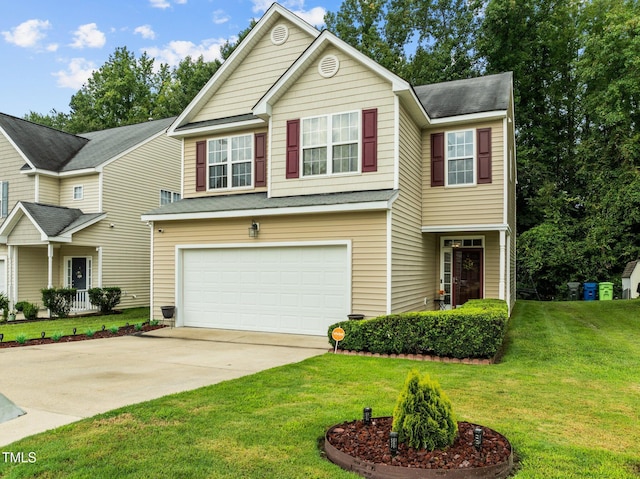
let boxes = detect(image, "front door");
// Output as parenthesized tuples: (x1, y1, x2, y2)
(453, 249, 483, 307)
(71, 258, 87, 290)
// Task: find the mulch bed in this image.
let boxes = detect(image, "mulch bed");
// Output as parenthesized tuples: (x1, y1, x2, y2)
(326, 416, 512, 470)
(0, 323, 166, 349)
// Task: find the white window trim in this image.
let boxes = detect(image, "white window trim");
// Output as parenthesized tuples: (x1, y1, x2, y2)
(207, 133, 254, 191)
(445, 129, 476, 188)
(73, 185, 84, 200)
(300, 110, 361, 178)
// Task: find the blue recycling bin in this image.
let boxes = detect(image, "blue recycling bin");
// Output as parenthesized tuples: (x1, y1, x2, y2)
(583, 282, 597, 301)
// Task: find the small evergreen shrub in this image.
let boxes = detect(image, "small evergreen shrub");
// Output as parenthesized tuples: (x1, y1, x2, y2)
(22, 302, 39, 320)
(0, 293, 9, 322)
(52, 332, 63, 342)
(109, 326, 119, 334)
(14, 301, 27, 312)
(85, 328, 95, 338)
(41, 288, 77, 318)
(88, 287, 122, 314)
(392, 369, 457, 451)
(16, 333, 28, 345)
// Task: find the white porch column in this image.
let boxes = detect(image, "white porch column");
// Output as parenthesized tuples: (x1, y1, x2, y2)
(498, 230, 506, 301)
(47, 243, 53, 288)
(8, 245, 15, 305)
(96, 246, 103, 288)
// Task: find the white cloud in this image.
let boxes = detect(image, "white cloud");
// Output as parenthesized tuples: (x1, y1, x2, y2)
(250, 1, 325, 27)
(134, 25, 156, 39)
(143, 38, 226, 67)
(53, 58, 97, 89)
(212, 9, 230, 25)
(2, 19, 52, 48)
(70, 23, 106, 49)
(150, 0, 171, 8)
(46, 43, 59, 52)
(291, 6, 326, 26)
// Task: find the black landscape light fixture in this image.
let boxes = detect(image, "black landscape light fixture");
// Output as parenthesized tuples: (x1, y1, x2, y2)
(73, 327, 77, 335)
(473, 426, 484, 451)
(363, 407, 372, 425)
(0, 333, 3, 342)
(389, 431, 399, 456)
(41, 332, 46, 339)
(248, 220, 260, 238)
(102, 325, 106, 331)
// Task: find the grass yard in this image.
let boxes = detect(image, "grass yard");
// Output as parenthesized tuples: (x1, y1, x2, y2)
(0, 307, 150, 342)
(1, 300, 639, 478)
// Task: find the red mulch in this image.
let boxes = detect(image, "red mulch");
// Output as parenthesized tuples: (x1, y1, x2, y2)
(0, 323, 166, 348)
(326, 416, 512, 470)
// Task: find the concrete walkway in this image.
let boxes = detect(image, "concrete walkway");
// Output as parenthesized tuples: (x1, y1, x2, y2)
(0, 328, 329, 447)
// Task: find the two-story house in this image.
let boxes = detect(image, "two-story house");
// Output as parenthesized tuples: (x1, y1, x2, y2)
(142, 3, 516, 336)
(0, 114, 180, 312)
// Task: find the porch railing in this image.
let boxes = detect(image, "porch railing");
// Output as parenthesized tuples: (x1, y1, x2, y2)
(71, 290, 97, 312)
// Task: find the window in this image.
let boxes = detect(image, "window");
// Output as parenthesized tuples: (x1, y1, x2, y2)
(302, 111, 359, 176)
(447, 130, 474, 185)
(0, 181, 7, 217)
(160, 189, 181, 206)
(208, 134, 253, 189)
(73, 185, 83, 200)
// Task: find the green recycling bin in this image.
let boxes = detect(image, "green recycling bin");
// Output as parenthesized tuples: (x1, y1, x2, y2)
(599, 282, 613, 301)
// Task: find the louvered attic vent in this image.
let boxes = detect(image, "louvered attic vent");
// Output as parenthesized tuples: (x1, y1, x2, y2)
(318, 55, 339, 78)
(271, 24, 289, 45)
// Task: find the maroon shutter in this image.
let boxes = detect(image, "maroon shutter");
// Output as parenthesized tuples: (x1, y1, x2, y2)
(430, 132, 445, 187)
(362, 108, 378, 172)
(477, 128, 492, 184)
(286, 119, 300, 179)
(196, 140, 207, 191)
(254, 133, 266, 187)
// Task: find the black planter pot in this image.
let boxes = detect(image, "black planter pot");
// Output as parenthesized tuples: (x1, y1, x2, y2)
(160, 306, 175, 319)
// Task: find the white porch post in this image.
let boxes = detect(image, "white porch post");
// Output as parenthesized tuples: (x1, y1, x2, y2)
(8, 245, 15, 305)
(498, 230, 506, 301)
(47, 243, 53, 288)
(96, 246, 103, 288)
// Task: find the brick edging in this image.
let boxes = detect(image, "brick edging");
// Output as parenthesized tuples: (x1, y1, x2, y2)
(328, 349, 494, 365)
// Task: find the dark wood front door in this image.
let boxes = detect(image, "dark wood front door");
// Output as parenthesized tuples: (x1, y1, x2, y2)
(453, 249, 483, 307)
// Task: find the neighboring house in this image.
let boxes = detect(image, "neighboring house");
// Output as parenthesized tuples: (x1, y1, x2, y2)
(0, 114, 181, 312)
(622, 260, 640, 299)
(142, 3, 517, 336)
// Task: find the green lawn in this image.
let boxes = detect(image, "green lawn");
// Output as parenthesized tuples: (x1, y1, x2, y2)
(0, 307, 150, 342)
(1, 301, 639, 478)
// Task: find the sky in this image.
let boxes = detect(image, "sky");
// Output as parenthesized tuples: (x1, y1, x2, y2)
(0, 0, 341, 118)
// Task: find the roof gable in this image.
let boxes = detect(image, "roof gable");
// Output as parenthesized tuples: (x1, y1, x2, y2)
(168, 3, 320, 135)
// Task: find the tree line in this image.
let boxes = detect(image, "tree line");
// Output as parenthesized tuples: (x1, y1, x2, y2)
(26, 1, 640, 298)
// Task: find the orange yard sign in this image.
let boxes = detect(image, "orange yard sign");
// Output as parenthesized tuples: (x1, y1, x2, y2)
(332, 327, 345, 353)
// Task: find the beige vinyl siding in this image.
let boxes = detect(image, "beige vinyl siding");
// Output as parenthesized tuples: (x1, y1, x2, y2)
(391, 104, 430, 312)
(192, 19, 314, 122)
(270, 46, 396, 197)
(6, 215, 44, 245)
(423, 120, 504, 226)
(151, 211, 388, 320)
(183, 128, 268, 199)
(37, 175, 59, 205)
(16, 246, 60, 305)
(59, 174, 100, 212)
(73, 134, 181, 308)
(0, 134, 35, 226)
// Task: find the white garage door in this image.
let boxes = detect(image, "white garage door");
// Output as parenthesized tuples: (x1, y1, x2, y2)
(0, 259, 5, 295)
(180, 244, 349, 336)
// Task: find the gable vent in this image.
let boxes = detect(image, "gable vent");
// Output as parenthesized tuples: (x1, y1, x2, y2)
(271, 24, 289, 45)
(318, 55, 340, 78)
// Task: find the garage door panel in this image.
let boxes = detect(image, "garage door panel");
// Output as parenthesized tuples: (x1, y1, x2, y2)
(181, 245, 348, 335)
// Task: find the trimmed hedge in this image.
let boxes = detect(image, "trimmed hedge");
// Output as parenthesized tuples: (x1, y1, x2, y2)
(327, 299, 509, 359)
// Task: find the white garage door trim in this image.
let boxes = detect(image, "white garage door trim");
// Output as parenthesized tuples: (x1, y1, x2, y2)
(176, 241, 351, 335)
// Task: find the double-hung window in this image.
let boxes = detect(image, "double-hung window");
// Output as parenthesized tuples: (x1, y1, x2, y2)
(208, 134, 253, 190)
(302, 111, 359, 176)
(446, 130, 474, 186)
(160, 189, 181, 206)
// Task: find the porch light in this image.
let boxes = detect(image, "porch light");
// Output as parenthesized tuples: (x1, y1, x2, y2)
(389, 431, 399, 455)
(248, 221, 260, 238)
(473, 426, 483, 450)
(363, 407, 372, 425)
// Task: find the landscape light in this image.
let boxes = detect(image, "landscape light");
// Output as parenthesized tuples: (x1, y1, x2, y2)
(41, 332, 46, 339)
(473, 426, 484, 450)
(363, 407, 372, 425)
(389, 431, 399, 455)
(0, 333, 3, 342)
(73, 327, 77, 335)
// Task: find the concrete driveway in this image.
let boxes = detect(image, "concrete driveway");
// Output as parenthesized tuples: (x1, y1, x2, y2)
(0, 327, 329, 447)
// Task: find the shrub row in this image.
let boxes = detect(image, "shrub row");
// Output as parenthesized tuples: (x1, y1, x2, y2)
(327, 299, 509, 359)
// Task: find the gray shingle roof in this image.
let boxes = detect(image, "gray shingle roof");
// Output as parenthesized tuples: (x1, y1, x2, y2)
(21, 202, 103, 237)
(414, 72, 512, 119)
(0, 113, 175, 173)
(0, 113, 88, 170)
(622, 260, 639, 278)
(174, 113, 260, 132)
(143, 189, 397, 217)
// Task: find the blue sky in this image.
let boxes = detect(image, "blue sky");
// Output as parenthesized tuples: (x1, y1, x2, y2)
(0, 0, 340, 118)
